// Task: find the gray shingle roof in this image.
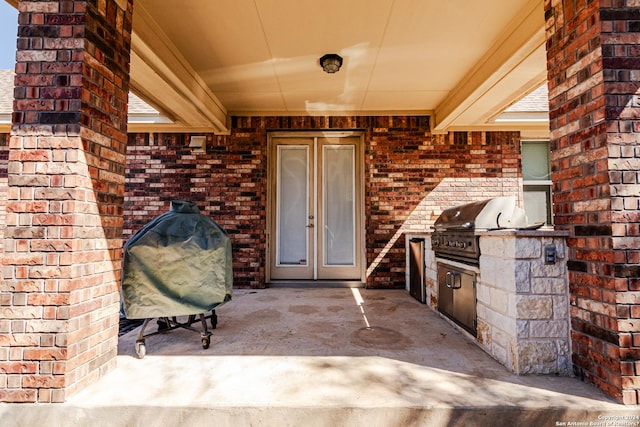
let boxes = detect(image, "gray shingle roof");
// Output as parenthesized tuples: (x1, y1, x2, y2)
(505, 84, 549, 112)
(128, 92, 161, 115)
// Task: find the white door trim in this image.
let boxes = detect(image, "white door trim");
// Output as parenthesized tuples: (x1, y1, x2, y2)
(267, 131, 365, 283)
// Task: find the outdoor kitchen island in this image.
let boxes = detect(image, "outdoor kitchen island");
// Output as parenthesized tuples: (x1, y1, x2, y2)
(407, 201, 571, 377)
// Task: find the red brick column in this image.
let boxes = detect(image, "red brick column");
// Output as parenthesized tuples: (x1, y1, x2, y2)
(545, 0, 640, 404)
(0, 0, 133, 402)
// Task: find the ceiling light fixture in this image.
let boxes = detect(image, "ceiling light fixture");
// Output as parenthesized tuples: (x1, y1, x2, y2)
(320, 54, 343, 74)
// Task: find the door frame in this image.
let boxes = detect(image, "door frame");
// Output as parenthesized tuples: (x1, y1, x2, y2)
(266, 131, 366, 284)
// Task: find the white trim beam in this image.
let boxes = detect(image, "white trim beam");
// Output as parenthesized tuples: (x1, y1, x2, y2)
(130, 4, 229, 134)
(433, 0, 546, 133)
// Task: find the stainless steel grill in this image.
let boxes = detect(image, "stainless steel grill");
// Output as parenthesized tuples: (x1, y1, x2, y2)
(431, 196, 528, 266)
(431, 196, 530, 337)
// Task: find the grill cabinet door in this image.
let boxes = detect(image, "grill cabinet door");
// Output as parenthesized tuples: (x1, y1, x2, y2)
(437, 264, 454, 319)
(452, 268, 476, 336)
(437, 263, 477, 336)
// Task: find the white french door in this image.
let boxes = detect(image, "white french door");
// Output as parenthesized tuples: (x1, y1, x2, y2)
(269, 134, 363, 281)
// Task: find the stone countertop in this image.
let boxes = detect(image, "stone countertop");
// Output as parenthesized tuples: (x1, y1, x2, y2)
(475, 228, 569, 237)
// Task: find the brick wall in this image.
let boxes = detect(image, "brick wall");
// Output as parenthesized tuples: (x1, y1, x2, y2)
(366, 129, 521, 287)
(1, 0, 133, 403)
(384, 131, 522, 236)
(124, 117, 521, 289)
(0, 133, 6, 253)
(125, 131, 266, 289)
(545, 0, 640, 404)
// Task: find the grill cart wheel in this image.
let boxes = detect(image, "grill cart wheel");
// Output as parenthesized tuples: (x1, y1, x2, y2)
(201, 331, 212, 349)
(135, 340, 146, 359)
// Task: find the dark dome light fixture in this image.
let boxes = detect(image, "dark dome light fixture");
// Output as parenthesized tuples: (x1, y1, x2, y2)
(320, 53, 343, 74)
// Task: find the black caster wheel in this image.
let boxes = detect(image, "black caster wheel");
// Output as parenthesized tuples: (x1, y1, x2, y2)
(201, 336, 210, 349)
(135, 340, 146, 359)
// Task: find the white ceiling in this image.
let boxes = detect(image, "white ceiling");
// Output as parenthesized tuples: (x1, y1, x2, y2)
(6, 0, 551, 135)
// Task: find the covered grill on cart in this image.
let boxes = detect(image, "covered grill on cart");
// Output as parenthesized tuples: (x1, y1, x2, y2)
(121, 200, 232, 358)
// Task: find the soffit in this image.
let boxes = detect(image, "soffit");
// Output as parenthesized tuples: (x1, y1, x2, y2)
(133, 0, 547, 131)
(5, 0, 550, 134)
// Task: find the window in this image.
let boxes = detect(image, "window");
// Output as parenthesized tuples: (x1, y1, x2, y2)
(521, 141, 552, 225)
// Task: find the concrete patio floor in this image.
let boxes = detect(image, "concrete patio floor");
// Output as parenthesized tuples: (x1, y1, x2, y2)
(2, 287, 638, 426)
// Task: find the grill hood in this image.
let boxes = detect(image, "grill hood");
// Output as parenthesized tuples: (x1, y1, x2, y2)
(433, 196, 529, 231)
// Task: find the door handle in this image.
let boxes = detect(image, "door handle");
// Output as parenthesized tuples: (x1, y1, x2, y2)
(450, 272, 462, 289)
(306, 223, 314, 228)
(446, 271, 462, 289)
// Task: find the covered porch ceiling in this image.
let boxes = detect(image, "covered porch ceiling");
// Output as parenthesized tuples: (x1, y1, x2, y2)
(7, 0, 550, 136)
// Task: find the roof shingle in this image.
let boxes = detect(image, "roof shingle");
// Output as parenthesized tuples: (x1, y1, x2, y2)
(505, 84, 549, 113)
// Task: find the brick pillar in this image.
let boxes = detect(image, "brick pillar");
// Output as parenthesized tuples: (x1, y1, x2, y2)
(0, 0, 133, 403)
(545, 0, 640, 404)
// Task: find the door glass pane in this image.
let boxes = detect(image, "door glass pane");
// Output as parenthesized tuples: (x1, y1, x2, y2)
(278, 146, 308, 265)
(323, 145, 355, 266)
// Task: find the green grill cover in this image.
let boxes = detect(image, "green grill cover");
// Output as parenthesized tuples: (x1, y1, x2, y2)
(121, 200, 232, 319)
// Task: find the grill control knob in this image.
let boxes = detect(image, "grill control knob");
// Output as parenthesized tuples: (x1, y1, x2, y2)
(459, 241, 467, 249)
